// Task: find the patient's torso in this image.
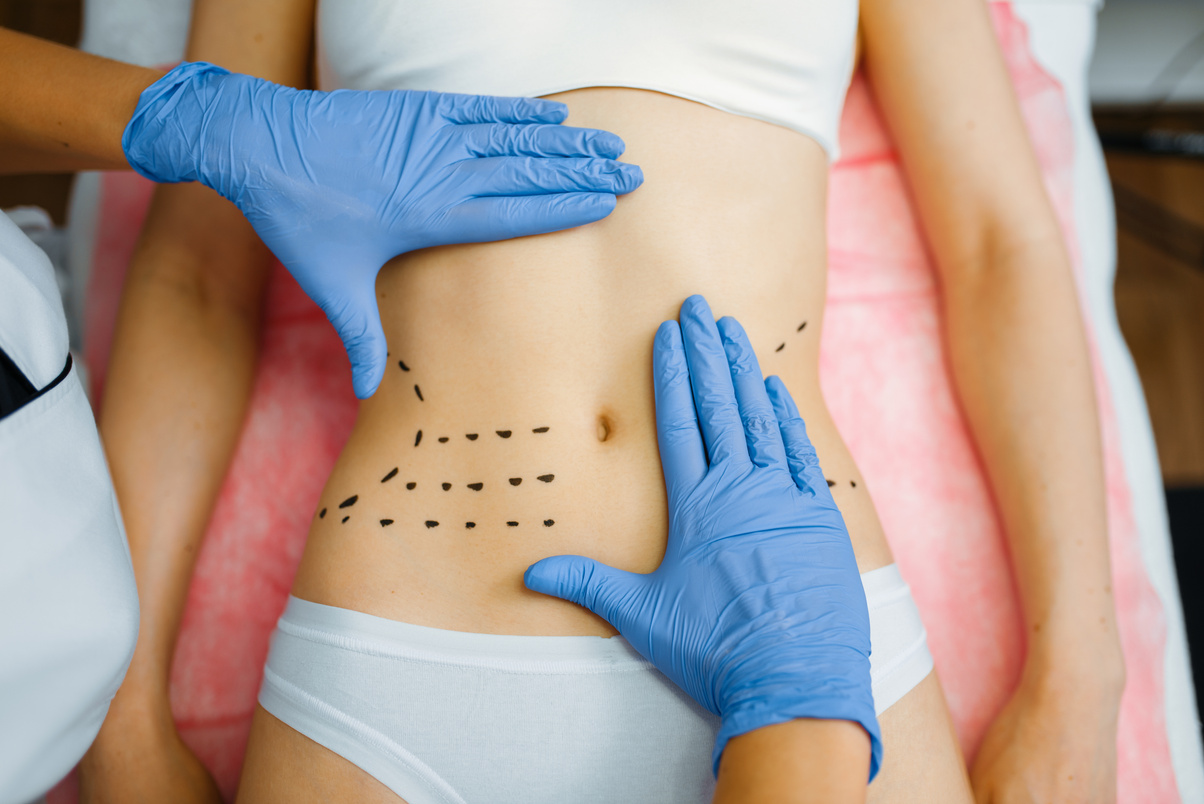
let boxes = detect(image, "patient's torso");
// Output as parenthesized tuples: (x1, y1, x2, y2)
(292, 88, 894, 636)
(296, 1, 885, 635)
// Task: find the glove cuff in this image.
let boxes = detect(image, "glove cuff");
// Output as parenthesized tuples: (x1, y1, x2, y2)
(121, 61, 232, 184)
(713, 685, 883, 784)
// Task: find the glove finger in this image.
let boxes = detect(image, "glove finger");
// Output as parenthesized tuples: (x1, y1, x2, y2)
(438, 92, 568, 125)
(766, 375, 830, 498)
(716, 317, 788, 471)
(679, 295, 750, 468)
(323, 285, 389, 400)
(654, 320, 707, 506)
(457, 123, 625, 159)
(445, 193, 616, 243)
(457, 156, 642, 197)
(524, 555, 644, 635)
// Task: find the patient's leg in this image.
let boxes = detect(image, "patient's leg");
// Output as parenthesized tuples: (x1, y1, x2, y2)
(871, 675, 975, 801)
(237, 705, 405, 804)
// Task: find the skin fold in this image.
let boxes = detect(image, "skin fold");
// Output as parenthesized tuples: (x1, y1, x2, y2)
(83, 0, 1122, 802)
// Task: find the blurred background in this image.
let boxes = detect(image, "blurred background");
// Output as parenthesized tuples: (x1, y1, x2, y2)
(2, 0, 1202, 723)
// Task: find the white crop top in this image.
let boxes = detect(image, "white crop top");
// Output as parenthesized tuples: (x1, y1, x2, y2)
(316, 0, 860, 159)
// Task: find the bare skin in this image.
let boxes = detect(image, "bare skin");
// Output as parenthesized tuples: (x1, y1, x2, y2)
(0, 27, 159, 174)
(86, 0, 1122, 801)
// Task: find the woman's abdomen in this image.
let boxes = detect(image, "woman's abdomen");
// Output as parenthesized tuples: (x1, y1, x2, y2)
(290, 88, 893, 635)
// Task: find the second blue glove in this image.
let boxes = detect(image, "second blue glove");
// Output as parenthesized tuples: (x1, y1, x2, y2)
(524, 295, 882, 780)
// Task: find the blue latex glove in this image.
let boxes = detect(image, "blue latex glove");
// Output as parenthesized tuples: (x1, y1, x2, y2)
(524, 294, 882, 781)
(122, 61, 642, 398)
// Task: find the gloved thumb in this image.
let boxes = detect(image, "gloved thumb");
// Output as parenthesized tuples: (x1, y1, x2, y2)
(322, 284, 389, 400)
(524, 555, 643, 632)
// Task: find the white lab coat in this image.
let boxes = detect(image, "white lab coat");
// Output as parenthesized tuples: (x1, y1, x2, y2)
(0, 212, 139, 804)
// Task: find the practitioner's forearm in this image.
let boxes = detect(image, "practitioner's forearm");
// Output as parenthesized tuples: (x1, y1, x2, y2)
(714, 719, 869, 804)
(99, 184, 272, 700)
(943, 236, 1122, 680)
(0, 27, 160, 174)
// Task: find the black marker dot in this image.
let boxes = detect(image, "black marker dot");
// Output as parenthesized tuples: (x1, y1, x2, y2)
(496, 430, 512, 438)
(398, 359, 409, 372)
(342, 516, 350, 524)
(438, 437, 449, 443)
(509, 477, 522, 486)
(851, 480, 857, 488)
(537, 474, 555, 483)
(826, 479, 836, 487)
(442, 482, 452, 491)
(414, 384, 424, 401)
(466, 433, 479, 440)
(798, 322, 807, 332)
(466, 522, 476, 529)
(339, 495, 358, 509)
(507, 521, 519, 527)
(425, 520, 439, 529)
(319, 508, 327, 519)
(775, 343, 785, 352)
(532, 427, 550, 433)
(415, 430, 423, 447)
(380, 519, 394, 527)
(382, 467, 399, 483)
(544, 519, 555, 527)
(468, 482, 484, 491)
(406, 482, 416, 490)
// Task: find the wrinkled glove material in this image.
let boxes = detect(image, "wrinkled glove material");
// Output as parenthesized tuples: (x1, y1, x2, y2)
(123, 61, 641, 397)
(525, 295, 881, 781)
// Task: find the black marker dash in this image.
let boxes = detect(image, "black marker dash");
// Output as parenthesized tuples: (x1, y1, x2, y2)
(798, 322, 807, 332)
(415, 430, 423, 447)
(826, 479, 836, 487)
(496, 430, 512, 438)
(507, 521, 519, 527)
(851, 480, 857, 488)
(425, 520, 439, 528)
(398, 359, 409, 372)
(442, 482, 452, 491)
(468, 482, 484, 491)
(438, 437, 449, 443)
(775, 343, 785, 352)
(342, 515, 350, 523)
(532, 427, 550, 433)
(544, 519, 555, 527)
(466, 522, 476, 529)
(406, 482, 416, 490)
(381, 467, 399, 483)
(466, 433, 479, 440)
(380, 519, 394, 527)
(509, 478, 522, 486)
(319, 508, 327, 519)
(339, 495, 358, 509)
(537, 474, 554, 483)
(414, 384, 424, 401)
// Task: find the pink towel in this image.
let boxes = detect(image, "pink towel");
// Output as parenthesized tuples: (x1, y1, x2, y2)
(51, 6, 1180, 800)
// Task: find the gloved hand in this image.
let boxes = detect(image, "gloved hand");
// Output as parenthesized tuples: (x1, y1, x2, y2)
(122, 61, 642, 398)
(524, 294, 882, 781)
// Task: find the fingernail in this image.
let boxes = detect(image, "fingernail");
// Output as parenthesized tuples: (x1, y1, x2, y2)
(592, 131, 625, 157)
(682, 294, 711, 322)
(618, 163, 643, 192)
(537, 100, 569, 122)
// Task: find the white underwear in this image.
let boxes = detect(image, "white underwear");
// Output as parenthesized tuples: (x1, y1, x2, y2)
(258, 563, 932, 804)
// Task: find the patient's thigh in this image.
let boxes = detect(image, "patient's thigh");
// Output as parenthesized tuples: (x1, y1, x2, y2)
(870, 673, 975, 802)
(236, 705, 405, 804)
